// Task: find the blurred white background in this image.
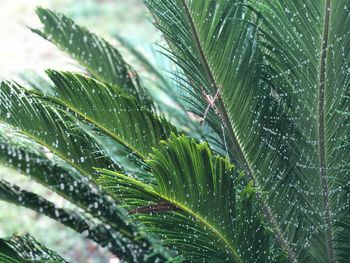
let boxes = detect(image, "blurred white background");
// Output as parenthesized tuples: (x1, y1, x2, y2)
(0, 0, 158, 80)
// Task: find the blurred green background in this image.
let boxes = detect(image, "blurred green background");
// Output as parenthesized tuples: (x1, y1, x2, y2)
(0, 0, 159, 262)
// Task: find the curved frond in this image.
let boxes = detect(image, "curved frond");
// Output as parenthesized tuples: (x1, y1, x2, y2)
(44, 70, 174, 174)
(33, 7, 153, 108)
(115, 37, 220, 152)
(1, 1, 348, 262)
(0, 81, 117, 178)
(0, 124, 171, 262)
(0, 127, 127, 226)
(114, 35, 174, 93)
(145, 0, 299, 260)
(99, 135, 271, 262)
(0, 254, 19, 263)
(252, 1, 350, 262)
(145, 1, 350, 261)
(0, 179, 132, 257)
(0, 234, 68, 263)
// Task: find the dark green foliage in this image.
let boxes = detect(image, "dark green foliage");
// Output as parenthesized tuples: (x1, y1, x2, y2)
(99, 135, 270, 262)
(0, 234, 68, 262)
(1, 1, 350, 263)
(33, 7, 152, 108)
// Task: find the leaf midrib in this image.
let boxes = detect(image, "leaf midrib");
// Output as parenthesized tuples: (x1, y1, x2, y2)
(163, 195, 242, 263)
(318, 0, 336, 262)
(5, 128, 90, 180)
(30, 89, 146, 161)
(0, 130, 136, 240)
(179, 0, 297, 261)
(109, 172, 243, 263)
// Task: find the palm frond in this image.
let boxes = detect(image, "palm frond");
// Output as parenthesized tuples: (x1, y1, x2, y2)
(251, 1, 350, 262)
(0, 81, 117, 179)
(99, 134, 272, 262)
(0, 118, 171, 261)
(114, 35, 174, 94)
(0, 234, 68, 263)
(1, 1, 349, 262)
(32, 7, 153, 109)
(144, 0, 299, 259)
(43, 70, 175, 178)
(0, 179, 132, 257)
(115, 36, 218, 151)
(0, 254, 19, 263)
(144, 1, 350, 261)
(0, 127, 126, 227)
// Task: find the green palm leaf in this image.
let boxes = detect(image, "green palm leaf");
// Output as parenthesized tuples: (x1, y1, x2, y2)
(1, 1, 349, 262)
(115, 36, 221, 152)
(0, 254, 19, 263)
(0, 179, 138, 257)
(42, 70, 174, 178)
(99, 135, 271, 262)
(46, 70, 173, 157)
(0, 234, 68, 263)
(114, 36, 174, 94)
(0, 127, 127, 227)
(0, 81, 116, 178)
(252, 2, 350, 262)
(32, 7, 153, 109)
(0, 95, 171, 261)
(145, 0, 350, 262)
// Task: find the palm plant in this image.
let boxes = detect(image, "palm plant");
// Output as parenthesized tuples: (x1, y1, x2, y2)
(0, 0, 349, 262)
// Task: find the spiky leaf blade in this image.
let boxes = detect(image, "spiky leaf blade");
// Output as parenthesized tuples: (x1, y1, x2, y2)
(99, 135, 271, 262)
(33, 7, 152, 108)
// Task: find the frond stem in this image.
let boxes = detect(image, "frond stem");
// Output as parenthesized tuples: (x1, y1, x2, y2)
(179, 0, 297, 261)
(103, 171, 243, 262)
(4, 127, 135, 239)
(31, 90, 146, 161)
(318, 0, 336, 262)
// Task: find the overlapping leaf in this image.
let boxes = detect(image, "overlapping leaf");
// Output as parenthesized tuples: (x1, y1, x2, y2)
(0, 179, 139, 258)
(0, 234, 68, 263)
(0, 127, 126, 226)
(251, 1, 350, 262)
(99, 135, 271, 262)
(1, 0, 349, 262)
(145, 0, 350, 262)
(45, 70, 174, 176)
(33, 7, 153, 109)
(0, 96, 171, 262)
(0, 81, 116, 178)
(0, 254, 19, 263)
(115, 36, 223, 157)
